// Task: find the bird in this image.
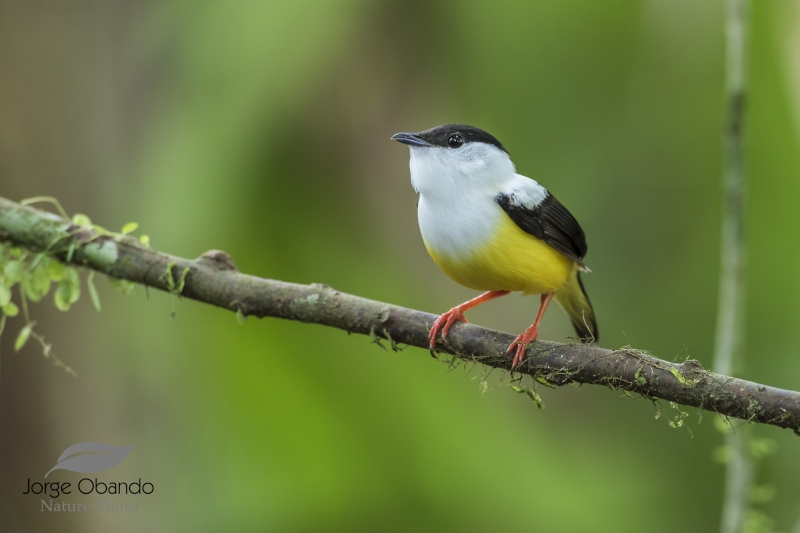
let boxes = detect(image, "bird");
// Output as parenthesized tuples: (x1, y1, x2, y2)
(392, 124, 598, 370)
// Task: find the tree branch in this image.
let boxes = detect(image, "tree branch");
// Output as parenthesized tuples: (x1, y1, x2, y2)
(1, 195, 799, 431)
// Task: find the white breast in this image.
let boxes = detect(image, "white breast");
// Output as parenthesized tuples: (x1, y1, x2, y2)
(408, 143, 547, 260)
(417, 192, 500, 259)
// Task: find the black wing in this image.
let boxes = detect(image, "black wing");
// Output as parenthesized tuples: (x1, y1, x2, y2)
(496, 191, 588, 266)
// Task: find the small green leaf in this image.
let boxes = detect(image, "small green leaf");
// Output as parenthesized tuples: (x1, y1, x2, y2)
(121, 222, 139, 235)
(23, 265, 52, 302)
(54, 268, 80, 311)
(2, 301, 19, 317)
(0, 284, 11, 307)
(72, 213, 92, 226)
(47, 259, 67, 281)
(108, 276, 135, 295)
(32, 264, 51, 295)
(139, 234, 150, 246)
(87, 272, 101, 312)
(15, 323, 34, 351)
(3, 260, 24, 283)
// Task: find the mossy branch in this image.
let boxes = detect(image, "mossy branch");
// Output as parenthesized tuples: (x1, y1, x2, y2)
(1, 195, 799, 432)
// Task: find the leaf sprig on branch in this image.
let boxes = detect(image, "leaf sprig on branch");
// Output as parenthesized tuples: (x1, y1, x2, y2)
(0, 197, 147, 374)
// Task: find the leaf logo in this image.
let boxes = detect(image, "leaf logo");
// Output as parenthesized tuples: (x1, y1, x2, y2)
(45, 442, 132, 478)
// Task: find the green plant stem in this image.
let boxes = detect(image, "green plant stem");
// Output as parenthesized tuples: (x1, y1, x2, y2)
(714, 1, 751, 532)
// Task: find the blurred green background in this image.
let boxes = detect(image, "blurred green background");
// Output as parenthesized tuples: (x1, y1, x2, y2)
(2, 1, 800, 531)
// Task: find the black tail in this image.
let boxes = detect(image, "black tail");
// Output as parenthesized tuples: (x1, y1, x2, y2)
(553, 270, 598, 342)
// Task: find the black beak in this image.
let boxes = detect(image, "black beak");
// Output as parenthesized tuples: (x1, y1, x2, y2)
(391, 132, 432, 147)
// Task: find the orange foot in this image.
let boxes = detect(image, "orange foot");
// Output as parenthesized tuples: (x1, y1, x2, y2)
(428, 307, 469, 356)
(506, 324, 539, 371)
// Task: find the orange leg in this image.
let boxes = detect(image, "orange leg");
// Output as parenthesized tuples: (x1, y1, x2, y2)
(507, 292, 555, 371)
(429, 290, 510, 356)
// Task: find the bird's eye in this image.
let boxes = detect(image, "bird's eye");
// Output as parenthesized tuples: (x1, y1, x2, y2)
(447, 134, 464, 148)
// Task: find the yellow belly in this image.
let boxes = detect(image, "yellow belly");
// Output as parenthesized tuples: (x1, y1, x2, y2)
(426, 216, 573, 295)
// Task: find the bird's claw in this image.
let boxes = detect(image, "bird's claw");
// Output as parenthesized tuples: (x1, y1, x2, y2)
(506, 326, 539, 371)
(428, 307, 469, 356)
(510, 344, 527, 371)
